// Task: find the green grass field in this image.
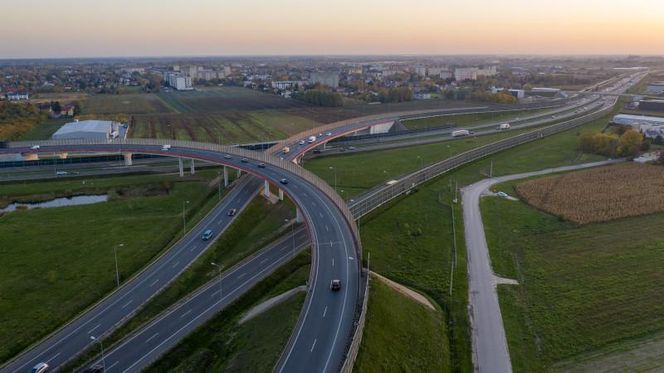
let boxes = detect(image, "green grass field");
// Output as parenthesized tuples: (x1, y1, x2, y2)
(145, 254, 310, 372)
(17, 118, 69, 140)
(130, 111, 320, 144)
(354, 279, 449, 373)
(0, 172, 220, 363)
(402, 108, 550, 130)
(82, 94, 173, 115)
(481, 188, 664, 372)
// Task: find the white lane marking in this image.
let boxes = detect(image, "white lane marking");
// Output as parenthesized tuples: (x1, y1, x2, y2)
(238, 273, 247, 279)
(323, 306, 328, 318)
(310, 339, 317, 352)
(319, 212, 323, 218)
(260, 258, 269, 265)
(171, 261, 180, 269)
(349, 256, 354, 260)
(325, 225, 329, 232)
(149, 278, 160, 287)
(121, 299, 134, 309)
(88, 323, 101, 335)
(107, 361, 119, 371)
(46, 352, 61, 363)
(189, 246, 196, 252)
(145, 333, 159, 344)
(180, 309, 192, 318)
(332, 258, 335, 267)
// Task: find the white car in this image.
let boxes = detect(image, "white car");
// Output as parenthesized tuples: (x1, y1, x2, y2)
(161, 144, 172, 151)
(30, 145, 41, 150)
(30, 362, 49, 373)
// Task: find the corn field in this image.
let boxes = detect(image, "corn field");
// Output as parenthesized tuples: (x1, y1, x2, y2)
(516, 163, 664, 224)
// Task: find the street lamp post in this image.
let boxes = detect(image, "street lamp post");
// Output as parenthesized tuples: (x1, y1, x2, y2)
(285, 218, 295, 258)
(210, 262, 222, 302)
(417, 155, 423, 170)
(90, 336, 106, 371)
(182, 200, 190, 237)
(329, 166, 337, 192)
(113, 243, 124, 288)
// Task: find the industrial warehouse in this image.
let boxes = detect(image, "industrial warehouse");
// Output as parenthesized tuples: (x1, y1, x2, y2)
(51, 120, 127, 140)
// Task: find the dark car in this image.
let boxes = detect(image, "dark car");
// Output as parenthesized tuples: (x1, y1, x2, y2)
(257, 163, 266, 168)
(330, 279, 342, 291)
(227, 208, 237, 216)
(241, 158, 248, 163)
(201, 229, 213, 241)
(224, 154, 232, 159)
(313, 149, 321, 154)
(279, 178, 289, 185)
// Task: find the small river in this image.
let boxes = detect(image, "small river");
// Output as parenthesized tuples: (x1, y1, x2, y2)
(0, 194, 109, 213)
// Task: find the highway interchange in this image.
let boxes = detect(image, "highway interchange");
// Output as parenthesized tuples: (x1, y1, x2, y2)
(0, 71, 643, 373)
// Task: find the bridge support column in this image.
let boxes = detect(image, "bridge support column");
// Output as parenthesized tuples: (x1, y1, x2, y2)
(123, 152, 133, 166)
(178, 158, 184, 177)
(236, 169, 241, 178)
(190, 159, 195, 175)
(278, 189, 284, 201)
(264, 180, 271, 198)
(223, 166, 229, 187)
(296, 208, 303, 223)
(57, 152, 69, 159)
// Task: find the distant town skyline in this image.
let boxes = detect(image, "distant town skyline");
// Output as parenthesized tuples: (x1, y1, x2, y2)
(2, 0, 664, 58)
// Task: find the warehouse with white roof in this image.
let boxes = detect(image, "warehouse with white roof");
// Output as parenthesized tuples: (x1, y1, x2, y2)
(612, 114, 664, 139)
(52, 120, 125, 140)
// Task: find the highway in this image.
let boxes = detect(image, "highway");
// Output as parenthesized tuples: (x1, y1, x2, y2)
(0, 141, 361, 373)
(461, 159, 622, 373)
(0, 175, 262, 373)
(0, 72, 640, 373)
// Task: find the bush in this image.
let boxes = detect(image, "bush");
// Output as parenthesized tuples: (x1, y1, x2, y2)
(298, 90, 343, 107)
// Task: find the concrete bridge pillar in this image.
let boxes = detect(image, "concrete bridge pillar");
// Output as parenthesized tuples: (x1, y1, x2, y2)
(22, 153, 39, 161)
(296, 208, 303, 223)
(57, 152, 69, 159)
(190, 159, 195, 175)
(264, 180, 271, 198)
(223, 166, 229, 187)
(236, 169, 241, 178)
(123, 153, 133, 166)
(278, 189, 284, 201)
(178, 158, 184, 177)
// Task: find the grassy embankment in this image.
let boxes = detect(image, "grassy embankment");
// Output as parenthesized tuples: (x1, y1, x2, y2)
(482, 178, 664, 372)
(401, 107, 551, 130)
(304, 105, 615, 372)
(0, 171, 224, 363)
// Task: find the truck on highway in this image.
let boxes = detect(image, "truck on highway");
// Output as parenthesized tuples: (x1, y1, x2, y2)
(308, 135, 316, 143)
(451, 129, 470, 137)
(282, 146, 290, 154)
(498, 123, 511, 130)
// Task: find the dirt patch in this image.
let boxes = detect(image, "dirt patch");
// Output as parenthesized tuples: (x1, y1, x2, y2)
(516, 163, 664, 224)
(371, 271, 436, 311)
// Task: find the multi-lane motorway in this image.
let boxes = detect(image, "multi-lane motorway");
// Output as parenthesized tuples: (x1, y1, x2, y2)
(0, 71, 643, 373)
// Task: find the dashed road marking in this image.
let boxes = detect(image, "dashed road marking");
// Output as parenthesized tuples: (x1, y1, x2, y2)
(310, 338, 317, 352)
(323, 306, 328, 318)
(145, 333, 159, 344)
(171, 261, 180, 269)
(149, 278, 160, 287)
(88, 323, 101, 335)
(180, 309, 192, 318)
(121, 299, 134, 309)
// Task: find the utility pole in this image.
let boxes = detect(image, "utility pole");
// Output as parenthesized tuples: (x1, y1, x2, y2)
(113, 243, 123, 288)
(90, 336, 106, 371)
(211, 262, 222, 302)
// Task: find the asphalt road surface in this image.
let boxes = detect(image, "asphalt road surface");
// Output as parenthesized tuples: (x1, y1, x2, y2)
(461, 159, 622, 373)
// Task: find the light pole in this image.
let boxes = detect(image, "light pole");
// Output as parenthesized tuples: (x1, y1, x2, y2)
(90, 336, 106, 371)
(285, 218, 295, 258)
(182, 200, 190, 237)
(218, 171, 222, 201)
(113, 243, 124, 288)
(417, 155, 423, 170)
(329, 166, 337, 192)
(210, 262, 222, 302)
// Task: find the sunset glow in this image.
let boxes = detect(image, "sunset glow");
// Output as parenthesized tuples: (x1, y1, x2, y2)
(2, 0, 664, 58)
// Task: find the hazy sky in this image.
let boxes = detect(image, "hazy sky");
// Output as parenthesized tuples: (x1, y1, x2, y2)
(2, 0, 664, 58)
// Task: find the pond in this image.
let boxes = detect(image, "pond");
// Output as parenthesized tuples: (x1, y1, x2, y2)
(0, 194, 109, 213)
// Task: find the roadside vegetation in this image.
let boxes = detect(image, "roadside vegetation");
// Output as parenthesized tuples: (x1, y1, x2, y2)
(482, 186, 664, 372)
(401, 107, 551, 130)
(0, 171, 222, 363)
(0, 101, 47, 140)
(355, 279, 449, 372)
(145, 254, 310, 373)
